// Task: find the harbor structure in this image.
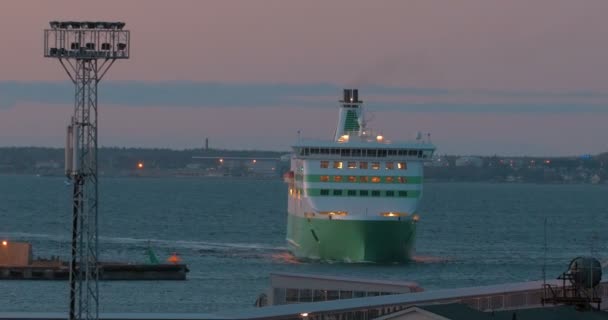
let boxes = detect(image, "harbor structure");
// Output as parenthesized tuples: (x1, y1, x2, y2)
(44, 21, 130, 320)
(284, 89, 435, 262)
(3, 279, 608, 319)
(259, 272, 422, 306)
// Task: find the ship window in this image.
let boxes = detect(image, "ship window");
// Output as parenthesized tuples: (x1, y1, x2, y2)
(333, 161, 343, 169)
(333, 189, 343, 196)
(386, 191, 395, 197)
(320, 161, 329, 169)
(398, 177, 407, 183)
(359, 190, 369, 196)
(352, 149, 362, 157)
(371, 190, 381, 197)
(397, 162, 407, 170)
(320, 175, 329, 182)
(398, 191, 408, 197)
(371, 162, 380, 170)
(331, 148, 340, 155)
(409, 149, 417, 156)
(418, 150, 423, 157)
(340, 149, 351, 157)
(354, 291, 367, 298)
(348, 176, 357, 182)
(367, 149, 377, 157)
(320, 148, 329, 154)
(368, 292, 380, 297)
(320, 189, 329, 196)
(359, 161, 368, 169)
(304, 148, 310, 156)
(347, 190, 357, 196)
(388, 150, 397, 156)
(386, 162, 394, 170)
(378, 150, 387, 157)
(347, 161, 357, 169)
(359, 176, 369, 183)
(333, 176, 343, 182)
(371, 176, 381, 183)
(385, 176, 394, 183)
(399, 150, 407, 156)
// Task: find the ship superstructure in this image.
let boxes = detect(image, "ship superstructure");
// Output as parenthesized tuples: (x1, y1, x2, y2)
(284, 89, 435, 262)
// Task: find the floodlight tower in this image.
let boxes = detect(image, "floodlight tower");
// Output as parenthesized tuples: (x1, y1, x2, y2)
(44, 21, 130, 320)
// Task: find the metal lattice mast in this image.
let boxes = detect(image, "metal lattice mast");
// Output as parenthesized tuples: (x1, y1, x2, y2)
(44, 21, 130, 320)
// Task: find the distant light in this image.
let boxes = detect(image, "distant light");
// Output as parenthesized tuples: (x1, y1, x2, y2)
(219, 158, 224, 163)
(167, 252, 182, 264)
(412, 214, 420, 222)
(300, 313, 309, 318)
(252, 159, 257, 164)
(376, 135, 384, 142)
(545, 160, 551, 164)
(338, 134, 349, 143)
(137, 162, 144, 169)
(1, 240, 7, 246)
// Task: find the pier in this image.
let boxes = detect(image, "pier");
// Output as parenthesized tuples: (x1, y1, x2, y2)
(0, 263, 188, 281)
(1, 241, 188, 280)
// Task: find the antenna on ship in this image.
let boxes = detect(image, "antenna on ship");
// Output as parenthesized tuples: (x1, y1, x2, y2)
(44, 21, 130, 320)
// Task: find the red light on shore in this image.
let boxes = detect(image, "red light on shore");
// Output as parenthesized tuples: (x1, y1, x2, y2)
(1, 240, 7, 246)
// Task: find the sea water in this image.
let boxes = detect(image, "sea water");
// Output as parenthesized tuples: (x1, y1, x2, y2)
(0, 175, 607, 312)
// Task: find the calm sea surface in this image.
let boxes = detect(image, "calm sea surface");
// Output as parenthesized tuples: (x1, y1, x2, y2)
(0, 175, 607, 313)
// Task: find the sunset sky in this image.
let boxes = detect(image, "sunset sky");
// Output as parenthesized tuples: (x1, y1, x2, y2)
(1, 0, 607, 155)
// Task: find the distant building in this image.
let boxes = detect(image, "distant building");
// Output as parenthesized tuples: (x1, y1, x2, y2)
(34, 160, 60, 169)
(245, 159, 279, 177)
(454, 156, 483, 167)
(426, 155, 449, 167)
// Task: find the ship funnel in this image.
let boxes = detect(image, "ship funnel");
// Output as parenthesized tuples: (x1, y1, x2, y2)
(335, 89, 364, 141)
(342, 89, 360, 103)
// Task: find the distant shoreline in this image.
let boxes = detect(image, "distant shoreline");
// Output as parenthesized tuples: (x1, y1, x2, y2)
(0, 147, 605, 184)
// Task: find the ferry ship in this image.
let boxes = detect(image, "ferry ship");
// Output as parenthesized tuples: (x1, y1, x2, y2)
(284, 89, 435, 263)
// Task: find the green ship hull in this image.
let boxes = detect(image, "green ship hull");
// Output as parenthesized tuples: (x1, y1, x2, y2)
(286, 214, 416, 263)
